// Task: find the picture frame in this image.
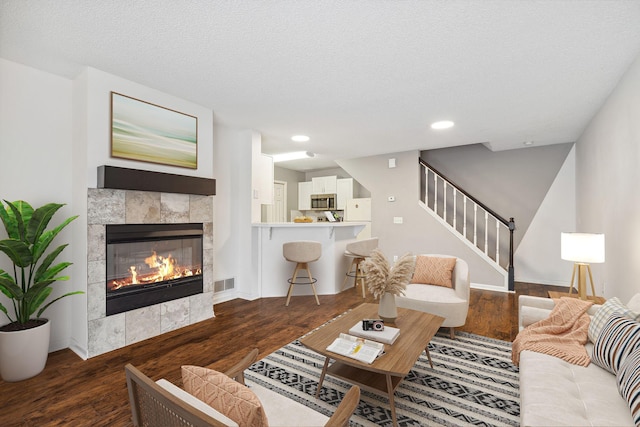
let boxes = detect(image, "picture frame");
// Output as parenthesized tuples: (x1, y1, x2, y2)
(110, 92, 198, 169)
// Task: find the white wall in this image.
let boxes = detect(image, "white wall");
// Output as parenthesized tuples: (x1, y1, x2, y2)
(212, 125, 254, 301)
(251, 133, 273, 223)
(576, 53, 640, 301)
(0, 59, 75, 352)
(6, 46, 639, 354)
(515, 145, 576, 285)
(73, 67, 215, 356)
(1, 59, 220, 356)
(338, 151, 506, 288)
(81, 67, 214, 186)
(422, 142, 574, 250)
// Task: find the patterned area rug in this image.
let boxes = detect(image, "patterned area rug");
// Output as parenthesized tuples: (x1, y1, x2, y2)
(246, 331, 519, 427)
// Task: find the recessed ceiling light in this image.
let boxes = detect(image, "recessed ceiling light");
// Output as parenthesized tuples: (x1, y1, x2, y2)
(523, 140, 534, 146)
(272, 151, 315, 162)
(291, 135, 310, 142)
(430, 120, 454, 130)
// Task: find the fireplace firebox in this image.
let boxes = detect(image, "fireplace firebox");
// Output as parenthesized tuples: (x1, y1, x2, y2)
(105, 223, 203, 316)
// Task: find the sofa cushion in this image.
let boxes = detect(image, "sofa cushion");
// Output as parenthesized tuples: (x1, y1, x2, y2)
(589, 297, 640, 343)
(592, 314, 640, 374)
(617, 346, 640, 426)
(519, 346, 633, 426)
(411, 256, 456, 288)
(627, 294, 640, 313)
(182, 365, 268, 427)
(246, 379, 330, 426)
(156, 379, 239, 427)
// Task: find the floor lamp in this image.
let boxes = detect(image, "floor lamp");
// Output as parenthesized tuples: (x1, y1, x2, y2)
(561, 232, 605, 300)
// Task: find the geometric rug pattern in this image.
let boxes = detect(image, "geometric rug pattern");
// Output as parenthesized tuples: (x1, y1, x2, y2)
(247, 331, 519, 426)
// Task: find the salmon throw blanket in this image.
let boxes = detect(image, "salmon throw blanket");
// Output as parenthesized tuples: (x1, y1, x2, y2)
(512, 297, 593, 366)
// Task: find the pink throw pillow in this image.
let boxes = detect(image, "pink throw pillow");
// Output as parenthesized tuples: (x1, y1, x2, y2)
(181, 365, 268, 427)
(411, 256, 456, 288)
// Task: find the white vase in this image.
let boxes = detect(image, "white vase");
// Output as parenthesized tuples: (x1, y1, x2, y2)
(0, 319, 51, 382)
(378, 292, 397, 324)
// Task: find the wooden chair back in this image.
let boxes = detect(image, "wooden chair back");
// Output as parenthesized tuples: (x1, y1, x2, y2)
(125, 363, 228, 427)
(126, 348, 360, 427)
(324, 385, 360, 427)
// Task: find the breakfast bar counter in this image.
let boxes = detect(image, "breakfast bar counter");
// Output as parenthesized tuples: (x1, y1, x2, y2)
(251, 222, 367, 300)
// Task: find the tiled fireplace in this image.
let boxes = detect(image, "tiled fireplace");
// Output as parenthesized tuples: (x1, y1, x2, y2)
(86, 188, 214, 358)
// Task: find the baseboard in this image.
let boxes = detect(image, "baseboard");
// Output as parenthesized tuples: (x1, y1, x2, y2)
(212, 290, 241, 305)
(470, 282, 513, 293)
(69, 338, 89, 361)
(515, 277, 571, 287)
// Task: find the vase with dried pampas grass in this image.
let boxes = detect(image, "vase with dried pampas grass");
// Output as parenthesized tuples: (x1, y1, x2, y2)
(363, 249, 415, 323)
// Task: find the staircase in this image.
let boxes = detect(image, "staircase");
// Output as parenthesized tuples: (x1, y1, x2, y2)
(419, 159, 515, 291)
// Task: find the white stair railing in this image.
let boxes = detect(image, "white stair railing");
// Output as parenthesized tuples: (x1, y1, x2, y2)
(419, 159, 515, 290)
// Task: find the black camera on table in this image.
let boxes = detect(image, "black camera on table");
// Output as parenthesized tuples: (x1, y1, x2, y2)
(362, 319, 384, 331)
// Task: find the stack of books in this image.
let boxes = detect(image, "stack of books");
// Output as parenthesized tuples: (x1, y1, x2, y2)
(347, 322, 400, 345)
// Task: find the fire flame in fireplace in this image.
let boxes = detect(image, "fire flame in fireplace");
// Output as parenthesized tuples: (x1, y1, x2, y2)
(145, 251, 176, 281)
(109, 251, 201, 291)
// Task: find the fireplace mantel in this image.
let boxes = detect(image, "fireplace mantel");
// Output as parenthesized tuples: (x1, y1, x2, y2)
(98, 165, 216, 196)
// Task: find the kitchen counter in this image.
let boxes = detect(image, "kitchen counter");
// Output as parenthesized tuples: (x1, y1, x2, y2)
(251, 222, 367, 300)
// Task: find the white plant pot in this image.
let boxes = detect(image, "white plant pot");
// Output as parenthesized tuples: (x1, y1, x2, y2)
(0, 319, 51, 382)
(378, 292, 398, 324)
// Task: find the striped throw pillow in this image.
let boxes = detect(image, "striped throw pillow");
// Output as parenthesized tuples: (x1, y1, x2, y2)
(588, 297, 640, 343)
(617, 346, 640, 426)
(592, 314, 640, 374)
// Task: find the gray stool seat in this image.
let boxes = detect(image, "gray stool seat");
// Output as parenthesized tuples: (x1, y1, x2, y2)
(283, 241, 322, 306)
(341, 238, 379, 298)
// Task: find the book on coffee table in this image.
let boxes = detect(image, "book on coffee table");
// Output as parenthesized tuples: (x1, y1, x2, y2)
(326, 333, 384, 364)
(348, 322, 400, 345)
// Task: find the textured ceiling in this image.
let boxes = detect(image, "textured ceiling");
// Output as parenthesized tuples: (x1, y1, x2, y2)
(2, 1, 640, 171)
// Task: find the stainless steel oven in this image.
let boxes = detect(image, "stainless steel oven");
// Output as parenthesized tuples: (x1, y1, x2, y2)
(310, 194, 337, 210)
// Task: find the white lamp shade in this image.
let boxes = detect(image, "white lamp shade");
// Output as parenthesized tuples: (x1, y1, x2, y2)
(561, 232, 605, 263)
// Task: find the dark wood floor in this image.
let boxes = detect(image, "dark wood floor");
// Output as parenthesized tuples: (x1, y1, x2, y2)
(0, 282, 563, 426)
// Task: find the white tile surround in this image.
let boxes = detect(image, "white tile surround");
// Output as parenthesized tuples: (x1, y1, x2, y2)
(86, 188, 214, 358)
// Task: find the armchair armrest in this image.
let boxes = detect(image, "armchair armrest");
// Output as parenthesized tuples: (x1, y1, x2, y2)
(518, 295, 555, 330)
(518, 295, 602, 330)
(223, 348, 259, 386)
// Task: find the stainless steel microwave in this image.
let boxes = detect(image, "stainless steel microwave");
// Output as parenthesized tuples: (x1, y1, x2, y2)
(310, 194, 337, 210)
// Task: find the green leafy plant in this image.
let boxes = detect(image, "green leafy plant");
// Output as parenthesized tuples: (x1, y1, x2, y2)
(0, 200, 82, 329)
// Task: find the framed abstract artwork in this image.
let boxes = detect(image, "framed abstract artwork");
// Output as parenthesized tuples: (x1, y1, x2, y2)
(111, 92, 198, 169)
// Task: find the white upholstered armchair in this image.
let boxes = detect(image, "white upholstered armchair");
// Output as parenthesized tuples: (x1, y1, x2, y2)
(395, 254, 470, 339)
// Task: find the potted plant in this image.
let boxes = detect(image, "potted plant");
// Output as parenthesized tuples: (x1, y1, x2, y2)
(363, 249, 415, 323)
(0, 200, 81, 382)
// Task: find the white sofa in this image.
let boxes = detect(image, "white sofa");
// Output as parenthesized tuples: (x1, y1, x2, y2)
(396, 254, 470, 338)
(517, 295, 636, 426)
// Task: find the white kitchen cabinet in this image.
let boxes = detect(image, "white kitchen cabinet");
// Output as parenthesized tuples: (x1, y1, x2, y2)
(312, 175, 337, 194)
(336, 178, 353, 210)
(298, 181, 313, 210)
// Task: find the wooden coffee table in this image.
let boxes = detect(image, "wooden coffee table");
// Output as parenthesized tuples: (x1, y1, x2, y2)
(300, 303, 444, 427)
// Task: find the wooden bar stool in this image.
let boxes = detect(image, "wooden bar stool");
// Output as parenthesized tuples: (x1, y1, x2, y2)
(341, 238, 378, 298)
(283, 241, 322, 306)
(343, 253, 367, 298)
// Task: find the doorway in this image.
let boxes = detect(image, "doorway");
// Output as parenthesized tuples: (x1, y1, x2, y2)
(261, 181, 287, 222)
